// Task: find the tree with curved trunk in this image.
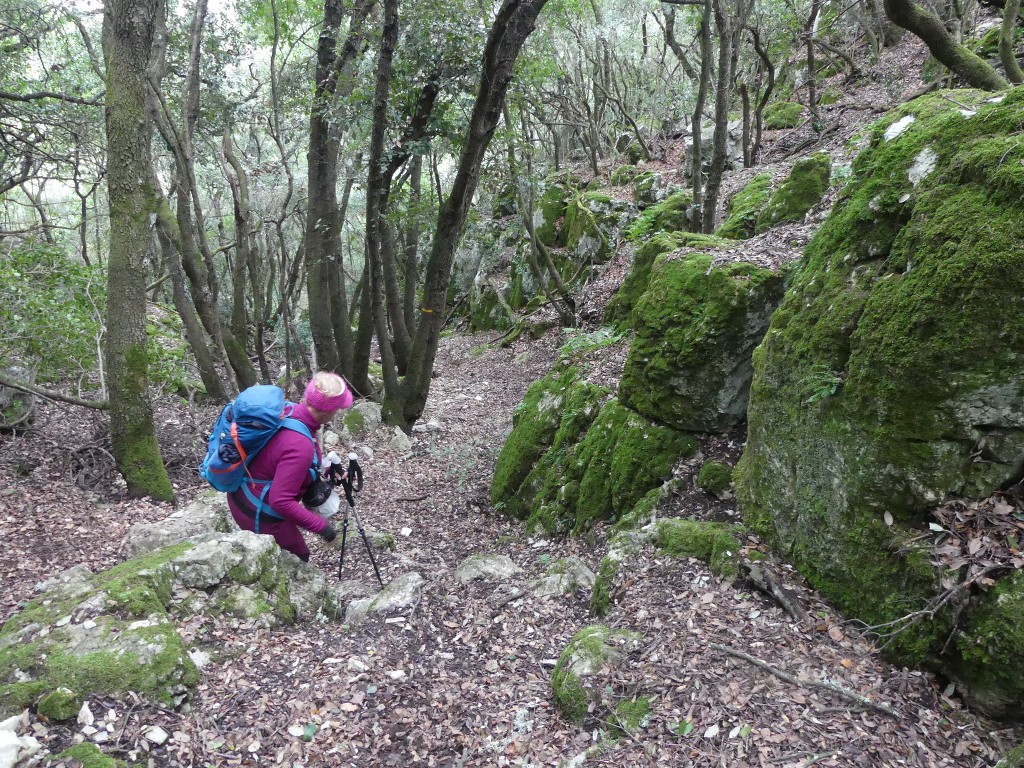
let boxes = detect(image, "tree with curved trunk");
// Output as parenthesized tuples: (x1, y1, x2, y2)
(883, 0, 1008, 89)
(1000, 0, 1023, 84)
(398, 0, 550, 429)
(101, 0, 174, 501)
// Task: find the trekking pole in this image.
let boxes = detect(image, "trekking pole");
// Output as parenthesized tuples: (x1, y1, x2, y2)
(336, 453, 384, 586)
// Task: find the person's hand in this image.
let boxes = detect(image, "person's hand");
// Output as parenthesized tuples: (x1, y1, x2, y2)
(319, 524, 338, 546)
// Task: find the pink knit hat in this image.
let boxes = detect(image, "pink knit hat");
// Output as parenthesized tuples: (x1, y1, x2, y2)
(304, 373, 353, 412)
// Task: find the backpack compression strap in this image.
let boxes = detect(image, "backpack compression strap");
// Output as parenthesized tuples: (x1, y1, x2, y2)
(240, 417, 318, 533)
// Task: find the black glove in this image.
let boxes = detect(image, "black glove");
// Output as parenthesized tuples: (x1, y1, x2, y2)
(319, 524, 337, 543)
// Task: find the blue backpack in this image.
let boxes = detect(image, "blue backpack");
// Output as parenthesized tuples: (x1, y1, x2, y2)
(199, 384, 318, 530)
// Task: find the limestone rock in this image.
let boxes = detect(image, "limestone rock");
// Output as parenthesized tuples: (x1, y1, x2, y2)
(455, 554, 522, 585)
(619, 253, 785, 432)
(344, 572, 425, 626)
(530, 556, 595, 598)
(123, 493, 234, 557)
(550, 625, 644, 723)
(736, 88, 1024, 716)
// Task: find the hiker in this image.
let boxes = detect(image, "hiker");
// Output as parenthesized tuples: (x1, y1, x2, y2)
(226, 371, 353, 561)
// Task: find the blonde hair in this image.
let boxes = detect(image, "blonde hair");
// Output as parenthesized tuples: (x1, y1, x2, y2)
(310, 371, 345, 398)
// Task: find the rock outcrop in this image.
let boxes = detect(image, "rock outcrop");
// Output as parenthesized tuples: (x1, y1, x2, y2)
(736, 87, 1024, 717)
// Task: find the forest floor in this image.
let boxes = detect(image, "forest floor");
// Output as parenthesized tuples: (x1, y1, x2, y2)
(2, 32, 1023, 768)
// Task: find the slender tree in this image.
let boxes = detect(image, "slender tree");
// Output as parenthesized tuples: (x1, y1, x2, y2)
(397, 0, 550, 429)
(101, 0, 174, 501)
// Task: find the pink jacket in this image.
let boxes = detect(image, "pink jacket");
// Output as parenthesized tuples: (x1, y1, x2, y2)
(227, 402, 329, 533)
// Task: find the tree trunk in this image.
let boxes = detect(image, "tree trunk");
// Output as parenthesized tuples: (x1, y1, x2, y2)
(305, 0, 375, 376)
(399, 0, 550, 429)
(101, 0, 174, 502)
(365, 0, 403, 421)
(691, 0, 712, 231)
(884, 0, 1008, 89)
(221, 128, 252, 354)
(702, 0, 732, 234)
(1000, 0, 1023, 84)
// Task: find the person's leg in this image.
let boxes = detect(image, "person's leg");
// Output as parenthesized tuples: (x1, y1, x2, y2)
(230, 507, 311, 561)
(269, 522, 311, 561)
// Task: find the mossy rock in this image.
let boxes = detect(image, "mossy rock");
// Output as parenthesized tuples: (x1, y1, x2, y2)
(468, 279, 514, 332)
(610, 164, 638, 186)
(37, 686, 80, 721)
(614, 696, 652, 735)
(619, 254, 785, 433)
(755, 153, 831, 233)
(763, 101, 805, 130)
(538, 399, 697, 535)
(952, 570, 1024, 719)
(517, 381, 611, 534)
(605, 231, 732, 331)
(997, 743, 1024, 768)
(564, 192, 638, 265)
(60, 743, 131, 768)
(491, 365, 607, 520)
(551, 625, 643, 723)
(652, 518, 741, 578)
(735, 88, 1024, 713)
(698, 461, 733, 497)
(626, 188, 693, 242)
(492, 182, 518, 218)
(0, 545, 199, 718)
(632, 172, 671, 208)
(818, 86, 842, 106)
(536, 173, 586, 247)
(716, 172, 774, 240)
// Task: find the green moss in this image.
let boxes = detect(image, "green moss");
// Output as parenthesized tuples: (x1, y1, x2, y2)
(562, 192, 632, 264)
(954, 571, 1024, 715)
(619, 254, 785, 432)
(37, 686, 80, 720)
(763, 101, 805, 130)
(0, 544, 199, 718)
(716, 172, 773, 240)
(536, 175, 583, 247)
(491, 365, 596, 517)
(626, 189, 693, 242)
(652, 518, 741, 578)
(589, 556, 617, 618)
(468, 279, 515, 332)
(60, 743, 131, 768)
(997, 743, 1024, 768)
(614, 696, 651, 734)
(551, 625, 641, 723)
(755, 153, 831, 233)
(517, 397, 697, 535)
(519, 381, 610, 533)
(613, 484, 669, 533)
(736, 89, 1024, 679)
(698, 461, 733, 497)
(343, 408, 368, 436)
(610, 164, 638, 186)
(492, 182, 517, 218)
(605, 232, 734, 331)
(818, 86, 842, 106)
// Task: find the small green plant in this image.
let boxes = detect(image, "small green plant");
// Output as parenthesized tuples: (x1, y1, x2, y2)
(558, 327, 625, 360)
(801, 364, 844, 404)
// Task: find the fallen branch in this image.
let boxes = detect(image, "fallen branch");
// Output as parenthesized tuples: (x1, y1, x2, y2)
(710, 642, 901, 719)
(0, 372, 108, 410)
(740, 562, 807, 622)
(860, 564, 1004, 645)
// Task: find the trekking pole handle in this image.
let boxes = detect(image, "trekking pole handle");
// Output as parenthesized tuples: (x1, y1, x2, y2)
(347, 453, 363, 493)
